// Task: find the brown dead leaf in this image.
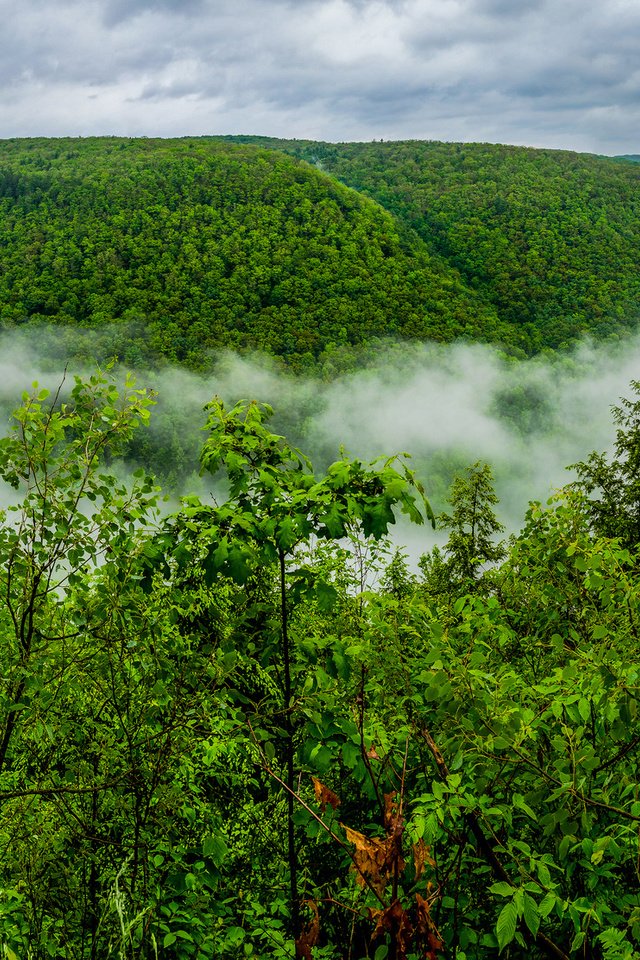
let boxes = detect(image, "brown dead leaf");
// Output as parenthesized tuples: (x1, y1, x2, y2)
(342, 824, 391, 895)
(312, 776, 340, 813)
(415, 892, 444, 959)
(384, 791, 405, 842)
(383, 791, 398, 830)
(295, 900, 320, 960)
(342, 823, 405, 895)
(412, 839, 435, 881)
(371, 900, 414, 960)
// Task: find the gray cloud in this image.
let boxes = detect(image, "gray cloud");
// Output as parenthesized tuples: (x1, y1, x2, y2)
(103, 0, 205, 28)
(0, 0, 638, 150)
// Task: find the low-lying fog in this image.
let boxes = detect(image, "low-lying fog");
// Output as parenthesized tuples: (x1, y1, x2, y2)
(1, 328, 638, 557)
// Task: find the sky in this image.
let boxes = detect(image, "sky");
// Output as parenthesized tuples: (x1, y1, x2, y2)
(1, 0, 638, 154)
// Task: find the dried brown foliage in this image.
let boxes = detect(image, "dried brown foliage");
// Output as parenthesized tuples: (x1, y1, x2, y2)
(312, 777, 340, 813)
(295, 900, 320, 960)
(304, 775, 443, 959)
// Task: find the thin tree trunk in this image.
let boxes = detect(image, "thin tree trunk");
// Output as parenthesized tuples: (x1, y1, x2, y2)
(279, 548, 299, 939)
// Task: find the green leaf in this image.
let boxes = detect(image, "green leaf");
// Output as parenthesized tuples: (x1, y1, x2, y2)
(571, 931, 586, 952)
(202, 834, 228, 866)
(319, 501, 347, 538)
(226, 927, 246, 946)
(227, 547, 251, 584)
(315, 580, 338, 612)
(276, 516, 299, 551)
(496, 901, 518, 953)
(538, 892, 557, 918)
(513, 794, 537, 820)
(361, 498, 396, 538)
(489, 882, 515, 897)
(522, 894, 540, 938)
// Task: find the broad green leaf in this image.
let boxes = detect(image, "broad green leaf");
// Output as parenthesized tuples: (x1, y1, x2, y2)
(571, 931, 586, 952)
(538, 892, 557, 918)
(490, 882, 515, 897)
(315, 580, 338, 612)
(496, 901, 518, 953)
(202, 834, 228, 866)
(513, 794, 537, 820)
(522, 894, 540, 938)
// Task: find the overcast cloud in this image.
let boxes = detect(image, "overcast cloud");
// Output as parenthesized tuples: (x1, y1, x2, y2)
(0, 0, 638, 153)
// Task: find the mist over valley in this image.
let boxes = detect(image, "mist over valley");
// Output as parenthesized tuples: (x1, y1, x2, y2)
(2, 134, 640, 551)
(1, 328, 637, 555)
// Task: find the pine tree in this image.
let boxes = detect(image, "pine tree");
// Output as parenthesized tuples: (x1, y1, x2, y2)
(438, 461, 505, 587)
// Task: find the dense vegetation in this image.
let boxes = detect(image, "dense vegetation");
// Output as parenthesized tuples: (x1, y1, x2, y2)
(2, 135, 640, 957)
(2, 136, 640, 370)
(0, 137, 504, 371)
(0, 369, 639, 959)
(223, 137, 640, 353)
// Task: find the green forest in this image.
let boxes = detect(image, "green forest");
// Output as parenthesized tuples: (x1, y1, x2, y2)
(1, 136, 640, 959)
(2, 137, 640, 369)
(221, 137, 640, 354)
(0, 370, 639, 960)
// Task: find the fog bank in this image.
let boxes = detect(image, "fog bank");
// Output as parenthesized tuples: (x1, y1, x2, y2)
(0, 329, 638, 553)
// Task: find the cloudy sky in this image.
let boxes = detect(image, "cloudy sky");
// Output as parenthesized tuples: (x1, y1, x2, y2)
(2, 0, 638, 154)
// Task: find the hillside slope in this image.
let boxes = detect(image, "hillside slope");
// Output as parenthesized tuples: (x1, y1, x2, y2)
(223, 137, 640, 352)
(0, 137, 506, 370)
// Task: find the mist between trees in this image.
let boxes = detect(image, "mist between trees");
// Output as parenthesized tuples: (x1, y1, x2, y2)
(0, 325, 638, 550)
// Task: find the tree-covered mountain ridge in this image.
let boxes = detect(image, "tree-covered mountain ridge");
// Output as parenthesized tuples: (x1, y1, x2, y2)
(1, 135, 640, 369)
(221, 136, 640, 354)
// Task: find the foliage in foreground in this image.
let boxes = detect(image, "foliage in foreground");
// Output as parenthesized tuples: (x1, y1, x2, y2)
(0, 371, 639, 959)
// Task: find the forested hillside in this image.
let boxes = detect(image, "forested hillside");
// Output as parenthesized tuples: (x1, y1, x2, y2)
(0, 137, 505, 370)
(224, 137, 640, 352)
(2, 137, 640, 370)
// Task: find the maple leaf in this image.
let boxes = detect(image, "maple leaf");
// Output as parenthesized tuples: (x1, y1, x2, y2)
(312, 776, 340, 813)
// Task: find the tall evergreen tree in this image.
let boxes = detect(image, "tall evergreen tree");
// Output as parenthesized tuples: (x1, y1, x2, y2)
(437, 461, 505, 586)
(573, 380, 640, 547)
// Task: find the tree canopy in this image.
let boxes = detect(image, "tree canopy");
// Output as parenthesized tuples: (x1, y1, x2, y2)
(224, 136, 640, 355)
(2, 136, 640, 370)
(0, 370, 639, 960)
(0, 137, 504, 371)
